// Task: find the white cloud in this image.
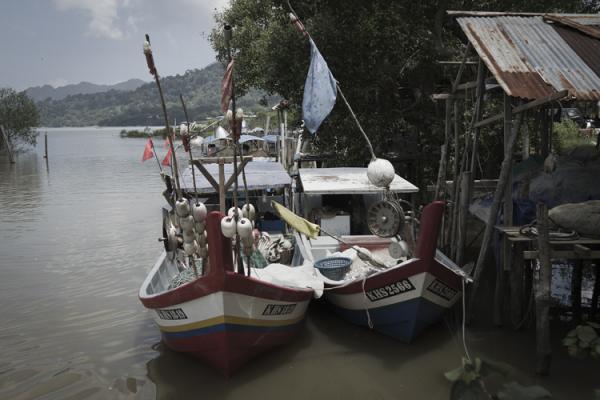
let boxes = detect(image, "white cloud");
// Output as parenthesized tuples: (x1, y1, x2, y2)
(54, 0, 125, 39)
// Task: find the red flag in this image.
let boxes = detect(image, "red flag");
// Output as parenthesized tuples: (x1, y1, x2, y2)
(161, 147, 172, 166)
(220, 60, 234, 113)
(142, 138, 154, 162)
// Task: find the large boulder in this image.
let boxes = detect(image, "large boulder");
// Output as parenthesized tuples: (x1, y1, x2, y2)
(548, 200, 600, 237)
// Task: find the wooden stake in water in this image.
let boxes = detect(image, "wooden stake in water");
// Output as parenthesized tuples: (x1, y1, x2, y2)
(44, 133, 48, 159)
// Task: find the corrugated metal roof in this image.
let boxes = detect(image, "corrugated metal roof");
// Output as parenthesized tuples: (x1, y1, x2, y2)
(455, 15, 600, 100)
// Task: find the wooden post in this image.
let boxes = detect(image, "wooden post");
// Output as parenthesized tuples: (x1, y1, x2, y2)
(496, 93, 514, 326)
(522, 113, 530, 160)
(469, 58, 486, 180)
(541, 106, 549, 158)
(44, 133, 48, 159)
(535, 202, 552, 375)
(456, 170, 471, 267)
(468, 110, 523, 322)
(434, 96, 453, 200)
(0, 125, 15, 164)
(571, 260, 583, 323)
(510, 243, 525, 329)
(218, 158, 226, 213)
(592, 265, 600, 317)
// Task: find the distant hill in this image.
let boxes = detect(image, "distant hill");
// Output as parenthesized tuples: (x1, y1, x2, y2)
(36, 63, 271, 127)
(26, 79, 146, 101)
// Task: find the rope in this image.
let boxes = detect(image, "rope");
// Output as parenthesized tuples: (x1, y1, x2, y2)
(518, 219, 579, 241)
(362, 275, 374, 329)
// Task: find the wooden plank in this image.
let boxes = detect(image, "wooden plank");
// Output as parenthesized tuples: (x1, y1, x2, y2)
(196, 156, 253, 164)
(474, 90, 569, 129)
(535, 203, 552, 375)
(523, 250, 600, 260)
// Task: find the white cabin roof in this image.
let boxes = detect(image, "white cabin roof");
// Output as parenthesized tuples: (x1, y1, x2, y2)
(299, 167, 418, 195)
(181, 161, 291, 194)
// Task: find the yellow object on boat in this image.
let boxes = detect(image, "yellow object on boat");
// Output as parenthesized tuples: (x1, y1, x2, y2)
(271, 201, 320, 239)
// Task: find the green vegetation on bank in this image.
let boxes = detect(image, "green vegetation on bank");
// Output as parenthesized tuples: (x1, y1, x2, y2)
(0, 88, 39, 153)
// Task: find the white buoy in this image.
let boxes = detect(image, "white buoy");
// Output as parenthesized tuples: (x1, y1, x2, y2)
(198, 246, 208, 258)
(242, 203, 256, 221)
(192, 202, 207, 222)
(180, 215, 195, 231)
(281, 239, 293, 251)
(143, 40, 151, 54)
(220, 216, 236, 238)
(367, 158, 395, 188)
(237, 218, 253, 239)
(183, 240, 198, 256)
(175, 198, 191, 217)
(228, 207, 243, 218)
(226, 109, 233, 122)
(196, 232, 207, 246)
(179, 123, 188, 136)
(194, 221, 205, 233)
(182, 229, 195, 244)
(235, 108, 244, 120)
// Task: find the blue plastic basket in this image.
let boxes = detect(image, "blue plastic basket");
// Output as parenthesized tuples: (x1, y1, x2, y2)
(314, 257, 352, 280)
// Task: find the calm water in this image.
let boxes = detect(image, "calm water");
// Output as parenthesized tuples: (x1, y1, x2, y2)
(0, 128, 597, 400)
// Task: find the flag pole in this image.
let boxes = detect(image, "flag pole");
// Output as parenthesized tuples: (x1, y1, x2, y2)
(144, 34, 182, 199)
(287, 3, 376, 161)
(149, 136, 163, 172)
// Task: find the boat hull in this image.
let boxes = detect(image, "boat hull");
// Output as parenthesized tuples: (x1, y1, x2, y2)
(140, 212, 313, 376)
(321, 201, 462, 341)
(324, 260, 461, 342)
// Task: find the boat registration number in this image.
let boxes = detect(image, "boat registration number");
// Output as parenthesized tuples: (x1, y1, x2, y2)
(156, 308, 188, 320)
(426, 279, 457, 301)
(365, 279, 415, 302)
(262, 303, 297, 316)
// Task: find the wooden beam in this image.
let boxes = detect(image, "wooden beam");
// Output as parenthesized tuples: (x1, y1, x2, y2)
(468, 109, 524, 323)
(523, 250, 600, 260)
(451, 42, 472, 93)
(192, 160, 220, 191)
(474, 90, 569, 129)
(224, 157, 251, 191)
(196, 156, 253, 164)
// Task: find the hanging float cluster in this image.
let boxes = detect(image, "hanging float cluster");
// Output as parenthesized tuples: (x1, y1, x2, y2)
(221, 204, 256, 256)
(175, 198, 208, 259)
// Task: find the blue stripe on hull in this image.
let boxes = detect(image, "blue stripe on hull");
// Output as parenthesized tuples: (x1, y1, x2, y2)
(163, 322, 302, 340)
(327, 297, 448, 342)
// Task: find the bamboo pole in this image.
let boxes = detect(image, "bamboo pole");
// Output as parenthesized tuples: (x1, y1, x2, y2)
(218, 158, 226, 213)
(456, 171, 471, 267)
(468, 109, 524, 322)
(535, 202, 552, 375)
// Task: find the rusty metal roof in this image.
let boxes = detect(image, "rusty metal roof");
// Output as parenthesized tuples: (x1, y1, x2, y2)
(453, 13, 600, 100)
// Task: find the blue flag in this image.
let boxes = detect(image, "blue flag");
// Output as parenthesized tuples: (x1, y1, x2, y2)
(302, 39, 337, 134)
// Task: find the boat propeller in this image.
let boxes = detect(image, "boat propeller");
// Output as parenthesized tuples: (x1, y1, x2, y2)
(367, 200, 405, 238)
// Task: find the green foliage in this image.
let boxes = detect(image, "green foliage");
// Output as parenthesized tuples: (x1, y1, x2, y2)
(552, 119, 593, 155)
(36, 63, 273, 127)
(0, 88, 40, 150)
(209, 0, 597, 189)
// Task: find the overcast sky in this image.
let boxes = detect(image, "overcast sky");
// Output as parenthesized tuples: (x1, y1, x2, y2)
(0, 0, 229, 90)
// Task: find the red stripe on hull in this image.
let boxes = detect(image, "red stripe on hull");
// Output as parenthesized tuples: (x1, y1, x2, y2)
(163, 329, 301, 376)
(140, 211, 313, 310)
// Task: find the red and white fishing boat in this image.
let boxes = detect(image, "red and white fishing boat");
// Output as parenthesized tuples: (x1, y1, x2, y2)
(139, 211, 313, 376)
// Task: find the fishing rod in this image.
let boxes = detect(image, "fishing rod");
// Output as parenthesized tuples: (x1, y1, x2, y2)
(144, 33, 182, 199)
(179, 94, 199, 203)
